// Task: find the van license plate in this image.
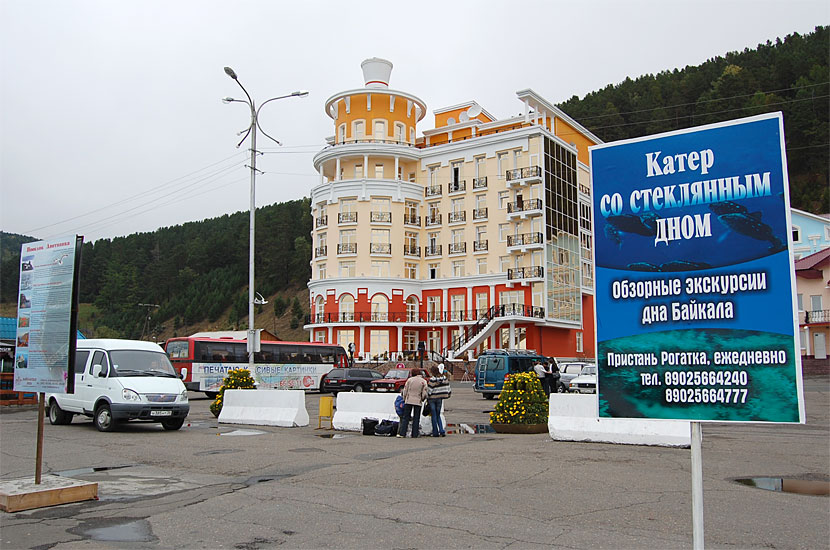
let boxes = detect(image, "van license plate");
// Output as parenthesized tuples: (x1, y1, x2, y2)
(150, 410, 172, 416)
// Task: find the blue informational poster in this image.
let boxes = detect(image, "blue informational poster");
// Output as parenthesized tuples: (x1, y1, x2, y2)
(590, 113, 804, 423)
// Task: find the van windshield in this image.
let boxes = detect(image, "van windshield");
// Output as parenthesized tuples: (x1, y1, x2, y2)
(110, 351, 178, 377)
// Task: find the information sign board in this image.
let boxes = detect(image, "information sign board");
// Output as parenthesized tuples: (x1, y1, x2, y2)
(590, 113, 803, 423)
(14, 236, 82, 394)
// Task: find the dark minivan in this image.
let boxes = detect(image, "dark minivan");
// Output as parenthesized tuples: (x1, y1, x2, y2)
(320, 368, 384, 394)
(473, 349, 548, 399)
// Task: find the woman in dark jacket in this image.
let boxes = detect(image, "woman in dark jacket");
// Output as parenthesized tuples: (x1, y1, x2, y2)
(426, 364, 451, 437)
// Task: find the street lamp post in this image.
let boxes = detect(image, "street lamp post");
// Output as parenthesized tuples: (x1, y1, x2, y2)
(223, 66, 308, 373)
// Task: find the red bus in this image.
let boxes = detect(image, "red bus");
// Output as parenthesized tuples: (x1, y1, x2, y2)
(164, 337, 348, 397)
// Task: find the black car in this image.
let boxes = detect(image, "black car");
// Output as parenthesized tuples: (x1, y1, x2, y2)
(320, 368, 384, 393)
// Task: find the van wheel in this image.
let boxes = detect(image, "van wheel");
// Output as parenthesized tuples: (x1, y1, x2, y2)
(93, 403, 116, 432)
(161, 417, 185, 431)
(484, 393, 496, 400)
(205, 392, 218, 399)
(49, 399, 73, 425)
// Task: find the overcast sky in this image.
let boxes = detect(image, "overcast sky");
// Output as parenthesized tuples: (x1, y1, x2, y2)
(1, 0, 827, 243)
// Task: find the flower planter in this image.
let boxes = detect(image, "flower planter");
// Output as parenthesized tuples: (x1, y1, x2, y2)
(490, 423, 548, 434)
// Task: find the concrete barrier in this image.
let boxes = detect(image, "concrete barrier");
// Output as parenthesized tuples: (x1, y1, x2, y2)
(333, 392, 445, 435)
(218, 389, 309, 427)
(548, 394, 690, 447)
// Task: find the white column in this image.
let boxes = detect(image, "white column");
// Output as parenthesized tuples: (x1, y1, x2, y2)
(394, 156, 399, 179)
(397, 325, 403, 359)
(328, 326, 333, 343)
(509, 321, 516, 350)
(364, 154, 369, 178)
(336, 158, 341, 181)
(523, 100, 530, 123)
(442, 326, 448, 353)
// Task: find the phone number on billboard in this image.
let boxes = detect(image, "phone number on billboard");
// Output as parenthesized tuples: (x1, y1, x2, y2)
(664, 370, 748, 386)
(665, 387, 748, 404)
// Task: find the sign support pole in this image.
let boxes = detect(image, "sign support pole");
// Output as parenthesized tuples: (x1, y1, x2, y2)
(691, 421, 704, 549)
(35, 392, 45, 484)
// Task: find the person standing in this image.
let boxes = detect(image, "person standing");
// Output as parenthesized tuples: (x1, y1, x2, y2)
(533, 361, 549, 395)
(397, 369, 428, 438)
(545, 357, 560, 395)
(427, 365, 451, 437)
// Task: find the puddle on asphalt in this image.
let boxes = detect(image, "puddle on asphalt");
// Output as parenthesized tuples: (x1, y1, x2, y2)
(75, 519, 156, 543)
(446, 423, 495, 434)
(317, 433, 354, 439)
(219, 429, 266, 436)
(194, 448, 243, 456)
(735, 477, 829, 496)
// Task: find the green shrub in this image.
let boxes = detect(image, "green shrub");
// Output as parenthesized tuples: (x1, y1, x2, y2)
(489, 371, 548, 424)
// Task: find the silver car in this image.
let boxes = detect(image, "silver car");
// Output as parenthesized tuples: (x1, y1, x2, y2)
(568, 365, 597, 394)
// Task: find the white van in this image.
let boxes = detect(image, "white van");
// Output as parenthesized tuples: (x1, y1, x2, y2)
(47, 339, 190, 431)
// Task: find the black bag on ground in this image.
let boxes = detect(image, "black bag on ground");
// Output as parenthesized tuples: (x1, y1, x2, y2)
(362, 418, 379, 435)
(374, 419, 399, 436)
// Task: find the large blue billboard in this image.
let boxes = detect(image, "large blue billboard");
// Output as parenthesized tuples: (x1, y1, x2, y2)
(590, 113, 804, 423)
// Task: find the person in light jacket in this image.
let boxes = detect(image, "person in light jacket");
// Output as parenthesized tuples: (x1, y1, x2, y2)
(427, 365, 451, 437)
(397, 369, 428, 438)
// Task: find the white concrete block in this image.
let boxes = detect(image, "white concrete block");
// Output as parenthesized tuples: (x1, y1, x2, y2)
(548, 393, 691, 448)
(218, 389, 309, 427)
(333, 392, 445, 435)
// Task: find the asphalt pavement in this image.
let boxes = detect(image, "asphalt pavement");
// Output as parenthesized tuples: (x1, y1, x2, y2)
(1, 378, 828, 549)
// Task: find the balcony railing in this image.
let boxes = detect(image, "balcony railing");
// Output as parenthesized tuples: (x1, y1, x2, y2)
(404, 214, 420, 226)
(425, 214, 442, 227)
(370, 243, 391, 255)
(472, 176, 487, 189)
(448, 180, 466, 194)
(425, 185, 442, 197)
(305, 305, 547, 327)
(315, 216, 328, 228)
(472, 207, 488, 220)
(338, 212, 357, 224)
(370, 211, 392, 223)
(507, 232, 543, 247)
(448, 211, 466, 223)
(448, 242, 467, 254)
(507, 198, 543, 214)
(314, 246, 327, 257)
(507, 266, 544, 280)
(506, 165, 542, 181)
(337, 243, 357, 254)
(473, 240, 488, 252)
(424, 245, 442, 257)
(448, 304, 546, 351)
(805, 309, 829, 323)
(403, 245, 420, 257)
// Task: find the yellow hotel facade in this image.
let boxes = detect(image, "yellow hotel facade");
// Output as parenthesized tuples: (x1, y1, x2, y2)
(305, 58, 600, 363)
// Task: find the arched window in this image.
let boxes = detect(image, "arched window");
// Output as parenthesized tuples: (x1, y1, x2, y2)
(371, 294, 388, 322)
(406, 296, 419, 322)
(314, 295, 325, 323)
(339, 294, 354, 322)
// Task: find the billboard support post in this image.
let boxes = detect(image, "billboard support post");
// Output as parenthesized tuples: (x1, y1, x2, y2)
(691, 422, 704, 550)
(35, 393, 45, 484)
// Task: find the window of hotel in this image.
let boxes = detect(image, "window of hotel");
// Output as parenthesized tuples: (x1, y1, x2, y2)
(580, 202, 592, 231)
(451, 294, 465, 320)
(476, 292, 488, 316)
(475, 194, 486, 210)
(451, 229, 464, 245)
(498, 191, 510, 209)
(374, 164, 384, 179)
(317, 232, 327, 248)
(477, 257, 487, 275)
(797, 293, 803, 311)
(428, 262, 440, 279)
(371, 261, 390, 277)
(792, 225, 801, 243)
(429, 166, 438, 186)
(451, 198, 464, 214)
(405, 231, 418, 250)
(339, 261, 355, 278)
(340, 229, 356, 245)
(353, 120, 365, 140)
(410, 128, 415, 143)
(428, 231, 439, 250)
(811, 295, 823, 312)
(339, 294, 354, 321)
(404, 262, 418, 280)
(452, 260, 465, 277)
(497, 152, 507, 178)
(500, 290, 523, 306)
(475, 156, 485, 178)
(404, 329, 417, 351)
(374, 120, 385, 140)
(427, 296, 441, 321)
(405, 201, 418, 222)
(338, 124, 345, 143)
(317, 264, 326, 279)
(408, 172, 416, 182)
(371, 294, 388, 322)
(499, 255, 510, 272)
(406, 297, 419, 322)
(395, 123, 405, 143)
(354, 164, 364, 179)
(337, 329, 355, 349)
(370, 330, 389, 357)
(340, 198, 356, 214)
(576, 332, 583, 353)
(513, 149, 521, 169)
(499, 223, 509, 242)
(451, 161, 462, 183)
(315, 330, 327, 343)
(580, 232, 592, 260)
(372, 197, 391, 213)
(428, 202, 440, 219)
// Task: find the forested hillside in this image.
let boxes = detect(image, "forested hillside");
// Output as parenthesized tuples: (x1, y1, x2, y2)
(1, 199, 312, 339)
(557, 26, 828, 213)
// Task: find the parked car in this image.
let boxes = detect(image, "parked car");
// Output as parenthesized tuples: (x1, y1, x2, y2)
(320, 368, 383, 393)
(370, 367, 419, 393)
(47, 339, 190, 432)
(568, 365, 597, 393)
(556, 362, 594, 393)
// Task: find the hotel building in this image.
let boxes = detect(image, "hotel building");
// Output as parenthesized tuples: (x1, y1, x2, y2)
(305, 58, 600, 362)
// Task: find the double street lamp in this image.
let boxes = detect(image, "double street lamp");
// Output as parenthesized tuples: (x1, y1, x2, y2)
(223, 66, 308, 372)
